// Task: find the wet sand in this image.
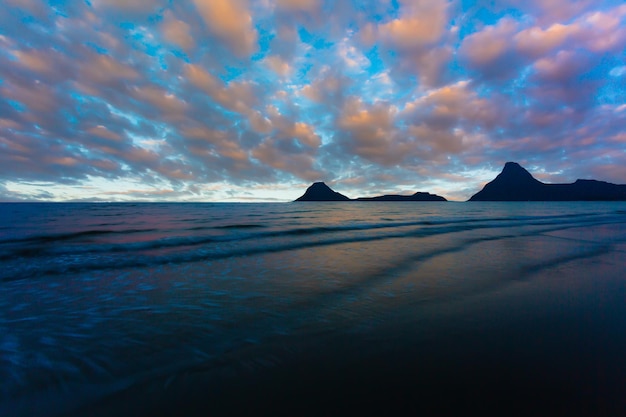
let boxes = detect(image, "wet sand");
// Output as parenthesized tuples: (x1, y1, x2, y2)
(63, 224, 626, 417)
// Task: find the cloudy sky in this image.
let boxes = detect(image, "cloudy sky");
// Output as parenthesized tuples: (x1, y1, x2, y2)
(1, 0, 625, 201)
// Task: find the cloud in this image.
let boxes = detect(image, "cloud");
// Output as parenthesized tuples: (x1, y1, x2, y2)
(533, 50, 592, 82)
(301, 67, 351, 107)
(184, 63, 258, 114)
(459, 18, 521, 79)
(264, 55, 292, 76)
(514, 23, 579, 57)
(403, 80, 503, 130)
(90, 0, 168, 16)
(275, 0, 319, 13)
(131, 86, 188, 118)
(374, 0, 454, 87)
(2, 80, 57, 113)
(160, 11, 194, 51)
(335, 98, 407, 165)
(580, 6, 626, 52)
(509, 0, 598, 26)
(461, 4, 626, 82)
(252, 139, 321, 181)
(378, 1, 450, 50)
(87, 126, 123, 142)
(249, 105, 324, 181)
(13, 49, 53, 74)
(192, 0, 258, 57)
(4, 0, 55, 22)
(78, 53, 139, 88)
(1, 0, 626, 201)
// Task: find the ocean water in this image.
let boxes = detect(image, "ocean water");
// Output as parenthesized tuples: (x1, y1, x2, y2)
(1, 202, 625, 416)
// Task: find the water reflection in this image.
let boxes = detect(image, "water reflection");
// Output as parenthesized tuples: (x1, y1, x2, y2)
(1, 202, 625, 416)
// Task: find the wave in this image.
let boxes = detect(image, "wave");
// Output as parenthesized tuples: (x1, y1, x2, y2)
(0, 228, 157, 246)
(2, 204, 626, 417)
(1, 210, 621, 283)
(213, 224, 265, 230)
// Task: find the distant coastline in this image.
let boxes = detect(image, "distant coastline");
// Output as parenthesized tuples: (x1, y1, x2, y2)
(295, 162, 626, 202)
(295, 182, 446, 202)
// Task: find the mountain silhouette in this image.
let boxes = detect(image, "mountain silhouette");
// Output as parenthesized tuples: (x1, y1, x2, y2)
(295, 182, 446, 202)
(356, 192, 446, 202)
(469, 162, 626, 201)
(295, 182, 350, 201)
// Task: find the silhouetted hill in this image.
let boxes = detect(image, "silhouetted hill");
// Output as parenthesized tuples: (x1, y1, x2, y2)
(295, 183, 447, 202)
(469, 162, 626, 201)
(295, 182, 350, 201)
(356, 192, 446, 202)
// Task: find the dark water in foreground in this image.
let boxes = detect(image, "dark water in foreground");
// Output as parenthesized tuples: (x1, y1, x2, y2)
(1, 202, 625, 416)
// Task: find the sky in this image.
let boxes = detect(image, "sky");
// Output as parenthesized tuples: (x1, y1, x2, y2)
(1, 0, 625, 202)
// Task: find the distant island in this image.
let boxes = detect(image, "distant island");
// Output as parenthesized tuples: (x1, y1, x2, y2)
(295, 162, 626, 202)
(295, 182, 446, 202)
(469, 162, 626, 201)
(355, 192, 446, 202)
(295, 182, 351, 201)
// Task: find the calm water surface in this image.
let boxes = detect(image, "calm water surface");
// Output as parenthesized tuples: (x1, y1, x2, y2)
(1, 202, 625, 416)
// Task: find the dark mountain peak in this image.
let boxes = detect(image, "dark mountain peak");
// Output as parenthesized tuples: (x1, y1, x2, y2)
(503, 161, 522, 169)
(497, 162, 540, 184)
(469, 162, 626, 201)
(295, 182, 350, 201)
(410, 192, 447, 201)
(469, 162, 543, 201)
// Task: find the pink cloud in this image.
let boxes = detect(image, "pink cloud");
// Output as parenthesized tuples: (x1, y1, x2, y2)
(13, 49, 53, 74)
(5, 0, 55, 22)
(375, 0, 453, 87)
(264, 55, 292, 76)
(336, 98, 408, 165)
(87, 126, 123, 142)
(515, 23, 579, 57)
(78, 54, 139, 89)
(301, 69, 350, 105)
(379, 11, 448, 50)
(1, 80, 59, 113)
(252, 140, 321, 181)
(404, 81, 503, 129)
(1, 0, 625, 202)
(192, 0, 258, 57)
(460, 18, 519, 67)
(580, 6, 626, 52)
(533, 50, 591, 82)
(160, 11, 195, 51)
(184, 63, 258, 114)
(492, 0, 596, 27)
(275, 0, 319, 13)
(131, 86, 188, 118)
(91, 0, 167, 15)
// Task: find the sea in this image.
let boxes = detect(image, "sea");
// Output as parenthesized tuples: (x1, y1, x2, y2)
(1, 202, 625, 417)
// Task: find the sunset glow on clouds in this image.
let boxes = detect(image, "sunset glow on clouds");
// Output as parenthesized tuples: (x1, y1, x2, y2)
(1, 0, 625, 201)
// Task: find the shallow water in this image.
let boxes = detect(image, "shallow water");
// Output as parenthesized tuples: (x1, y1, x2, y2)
(1, 202, 625, 416)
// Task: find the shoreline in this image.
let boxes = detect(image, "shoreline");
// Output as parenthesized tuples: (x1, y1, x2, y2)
(61, 227, 626, 417)
(1, 207, 625, 417)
